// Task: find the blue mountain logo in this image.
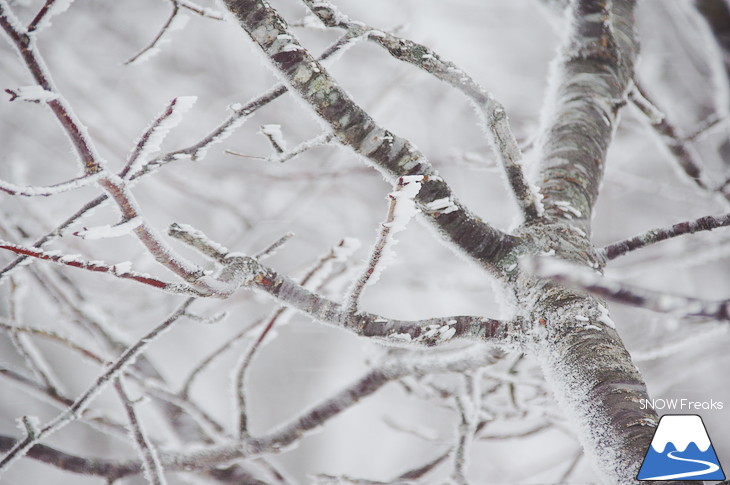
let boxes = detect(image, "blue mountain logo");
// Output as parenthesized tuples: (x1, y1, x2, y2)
(638, 415, 725, 481)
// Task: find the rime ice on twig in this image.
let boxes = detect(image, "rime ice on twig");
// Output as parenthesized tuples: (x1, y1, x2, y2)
(5, 278, 60, 394)
(227, 132, 336, 164)
(0, 299, 194, 476)
(301, 0, 543, 221)
(124, 2, 187, 66)
(225, 254, 514, 346)
(259, 124, 287, 153)
(236, 238, 357, 436)
(0, 240, 198, 295)
(114, 378, 167, 485)
(168, 222, 229, 262)
(254, 232, 294, 260)
(0, 172, 101, 197)
(451, 375, 479, 485)
(0, 346, 495, 479)
(629, 82, 711, 193)
(179, 318, 262, 399)
(531, 257, 730, 322)
(223, 0, 517, 274)
(26, 0, 74, 33)
(123, 96, 198, 177)
(601, 212, 730, 260)
(345, 176, 422, 314)
(0, 32, 360, 282)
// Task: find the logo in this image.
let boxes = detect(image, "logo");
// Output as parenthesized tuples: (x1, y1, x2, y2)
(638, 415, 725, 481)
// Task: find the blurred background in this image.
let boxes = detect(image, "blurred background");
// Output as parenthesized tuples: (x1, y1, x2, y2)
(1, 0, 729, 483)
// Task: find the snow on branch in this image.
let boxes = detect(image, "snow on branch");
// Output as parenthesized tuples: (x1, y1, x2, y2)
(221, 253, 517, 347)
(1, 3, 230, 296)
(0, 345, 495, 480)
(114, 378, 166, 485)
(0, 299, 194, 476)
(125, 2, 187, 66)
(0, 2, 105, 175)
(345, 176, 422, 314)
(301, 0, 543, 221)
(122, 96, 198, 177)
(173, 0, 223, 20)
(0, 32, 360, 282)
(26, 0, 74, 33)
(235, 237, 359, 436)
(535, 0, 638, 223)
(168, 222, 229, 262)
(628, 82, 712, 193)
(0, 172, 102, 197)
(0, 240, 199, 295)
(601, 212, 730, 260)
(222, 0, 517, 273)
(529, 256, 730, 322)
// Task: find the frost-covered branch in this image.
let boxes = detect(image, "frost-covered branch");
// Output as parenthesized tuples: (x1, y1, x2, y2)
(26, 0, 74, 33)
(0, 299, 194, 476)
(122, 97, 198, 177)
(222, 254, 516, 346)
(628, 82, 712, 193)
(345, 176, 421, 314)
(125, 1, 183, 66)
(451, 375, 479, 485)
(236, 238, 359, 435)
(0, 173, 101, 197)
(531, 257, 730, 322)
(114, 378, 167, 485)
(601, 212, 730, 260)
(222, 0, 517, 273)
(536, 0, 637, 222)
(0, 345, 496, 479)
(4, 278, 60, 394)
(0, 31, 359, 282)
(0, 240, 200, 295)
(0, 2, 241, 296)
(301, 0, 543, 221)
(179, 318, 261, 399)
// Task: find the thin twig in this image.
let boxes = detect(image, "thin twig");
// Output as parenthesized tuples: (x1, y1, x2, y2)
(301, 0, 543, 220)
(0, 298, 194, 475)
(236, 239, 355, 436)
(0, 31, 361, 282)
(114, 378, 167, 485)
(531, 257, 730, 322)
(0, 173, 102, 197)
(601, 212, 730, 260)
(124, 1, 180, 66)
(345, 177, 421, 314)
(0, 240, 200, 295)
(223, 0, 517, 273)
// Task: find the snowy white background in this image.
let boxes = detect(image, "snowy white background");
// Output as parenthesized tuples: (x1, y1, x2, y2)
(1, 0, 729, 483)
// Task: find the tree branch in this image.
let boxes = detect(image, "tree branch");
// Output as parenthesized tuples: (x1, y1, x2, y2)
(532, 257, 730, 322)
(224, 253, 516, 347)
(0, 240, 200, 295)
(0, 31, 361, 282)
(222, 0, 517, 273)
(629, 81, 712, 192)
(601, 212, 730, 260)
(0, 345, 496, 480)
(114, 378, 167, 485)
(535, 0, 638, 223)
(0, 298, 194, 475)
(301, 0, 543, 221)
